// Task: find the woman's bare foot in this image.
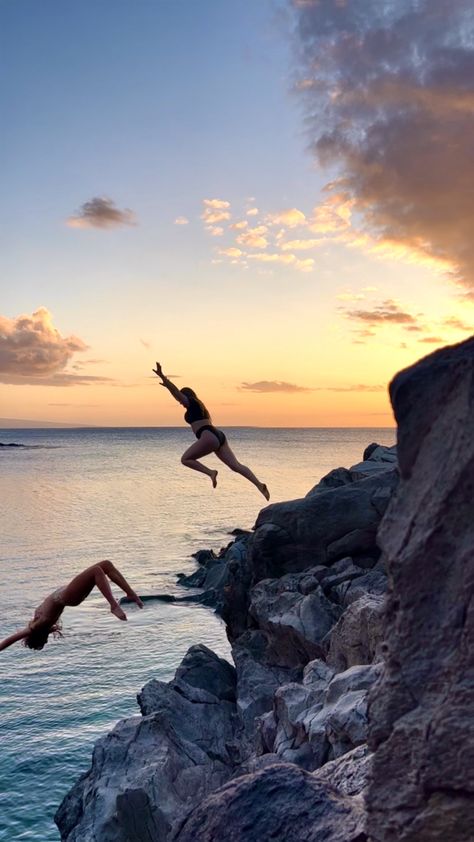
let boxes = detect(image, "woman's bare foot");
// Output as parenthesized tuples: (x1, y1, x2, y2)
(111, 603, 127, 621)
(259, 483, 270, 501)
(129, 592, 144, 609)
(210, 470, 218, 489)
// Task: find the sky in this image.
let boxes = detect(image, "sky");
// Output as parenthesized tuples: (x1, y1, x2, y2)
(1, 0, 473, 427)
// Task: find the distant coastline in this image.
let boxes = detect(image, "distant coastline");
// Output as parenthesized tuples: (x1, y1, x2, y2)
(0, 418, 396, 430)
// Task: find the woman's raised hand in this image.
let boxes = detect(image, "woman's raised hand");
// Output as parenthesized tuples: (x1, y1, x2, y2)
(152, 362, 163, 378)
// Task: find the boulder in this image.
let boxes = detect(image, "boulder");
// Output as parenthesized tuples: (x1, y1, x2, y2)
(268, 662, 381, 771)
(248, 574, 341, 668)
(55, 646, 240, 841)
(315, 744, 372, 797)
(250, 469, 398, 580)
(173, 762, 367, 842)
(326, 594, 386, 671)
(367, 337, 474, 842)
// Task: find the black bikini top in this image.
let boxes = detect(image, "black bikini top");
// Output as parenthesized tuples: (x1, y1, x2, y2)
(184, 397, 210, 424)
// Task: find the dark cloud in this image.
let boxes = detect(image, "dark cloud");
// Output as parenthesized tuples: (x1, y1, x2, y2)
(292, 0, 474, 289)
(67, 197, 136, 229)
(240, 380, 312, 393)
(0, 307, 111, 386)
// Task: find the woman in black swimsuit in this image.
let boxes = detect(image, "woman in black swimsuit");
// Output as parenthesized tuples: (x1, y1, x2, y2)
(153, 362, 270, 499)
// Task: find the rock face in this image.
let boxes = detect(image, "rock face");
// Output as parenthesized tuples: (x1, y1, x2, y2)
(367, 337, 474, 841)
(173, 762, 367, 842)
(56, 443, 398, 841)
(55, 646, 242, 841)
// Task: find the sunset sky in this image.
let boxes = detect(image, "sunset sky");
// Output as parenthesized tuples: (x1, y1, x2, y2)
(1, 0, 473, 427)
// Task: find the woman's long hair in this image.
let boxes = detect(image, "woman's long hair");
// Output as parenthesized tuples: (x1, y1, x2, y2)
(181, 387, 210, 418)
(23, 621, 63, 651)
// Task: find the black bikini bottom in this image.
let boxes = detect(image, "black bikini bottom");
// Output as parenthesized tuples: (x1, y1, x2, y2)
(195, 424, 227, 449)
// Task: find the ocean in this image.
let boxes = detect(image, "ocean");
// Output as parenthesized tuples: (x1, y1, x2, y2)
(0, 426, 395, 841)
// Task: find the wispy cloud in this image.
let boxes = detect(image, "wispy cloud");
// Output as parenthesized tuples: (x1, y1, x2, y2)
(292, 0, 474, 290)
(67, 197, 136, 229)
(174, 216, 189, 225)
(240, 380, 313, 393)
(344, 299, 418, 326)
(442, 316, 473, 332)
(240, 380, 384, 393)
(248, 252, 314, 272)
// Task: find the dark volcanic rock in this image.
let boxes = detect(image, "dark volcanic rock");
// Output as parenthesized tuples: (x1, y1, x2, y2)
(173, 762, 367, 842)
(249, 469, 398, 581)
(55, 646, 241, 841)
(367, 337, 474, 842)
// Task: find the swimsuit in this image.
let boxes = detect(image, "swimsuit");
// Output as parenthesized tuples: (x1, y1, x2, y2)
(196, 424, 227, 449)
(184, 398, 226, 450)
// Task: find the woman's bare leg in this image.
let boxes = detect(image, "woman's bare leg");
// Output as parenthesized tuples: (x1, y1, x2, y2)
(99, 560, 143, 608)
(216, 442, 270, 500)
(62, 564, 127, 620)
(181, 435, 219, 488)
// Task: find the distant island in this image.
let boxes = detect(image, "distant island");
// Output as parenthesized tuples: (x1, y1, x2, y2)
(0, 418, 91, 429)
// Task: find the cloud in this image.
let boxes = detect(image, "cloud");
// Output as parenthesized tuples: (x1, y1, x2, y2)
(268, 208, 306, 228)
(48, 403, 99, 407)
(419, 336, 445, 343)
(0, 307, 111, 386)
(240, 380, 384, 393)
(246, 207, 259, 216)
(344, 299, 418, 326)
(280, 238, 323, 251)
(201, 198, 231, 225)
(220, 247, 243, 258)
(240, 380, 313, 393)
(230, 220, 249, 230)
(236, 225, 269, 249)
(292, 0, 474, 290)
(174, 216, 189, 225)
(208, 226, 224, 237)
(320, 384, 385, 393)
(248, 252, 314, 272)
(442, 316, 473, 332)
(308, 192, 354, 234)
(67, 197, 136, 229)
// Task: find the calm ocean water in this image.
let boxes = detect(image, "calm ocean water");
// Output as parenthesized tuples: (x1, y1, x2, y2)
(0, 426, 395, 841)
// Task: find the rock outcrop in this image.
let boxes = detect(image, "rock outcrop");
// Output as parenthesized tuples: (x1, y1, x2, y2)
(367, 337, 474, 841)
(57, 442, 397, 841)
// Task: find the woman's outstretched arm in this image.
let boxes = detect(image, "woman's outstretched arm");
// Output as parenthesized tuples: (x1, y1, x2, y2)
(0, 626, 30, 651)
(152, 362, 189, 407)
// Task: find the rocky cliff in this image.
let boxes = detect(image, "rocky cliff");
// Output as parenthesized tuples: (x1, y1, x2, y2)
(55, 337, 473, 841)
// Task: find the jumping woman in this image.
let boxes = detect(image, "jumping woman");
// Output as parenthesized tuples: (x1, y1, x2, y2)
(0, 560, 144, 651)
(153, 362, 270, 500)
